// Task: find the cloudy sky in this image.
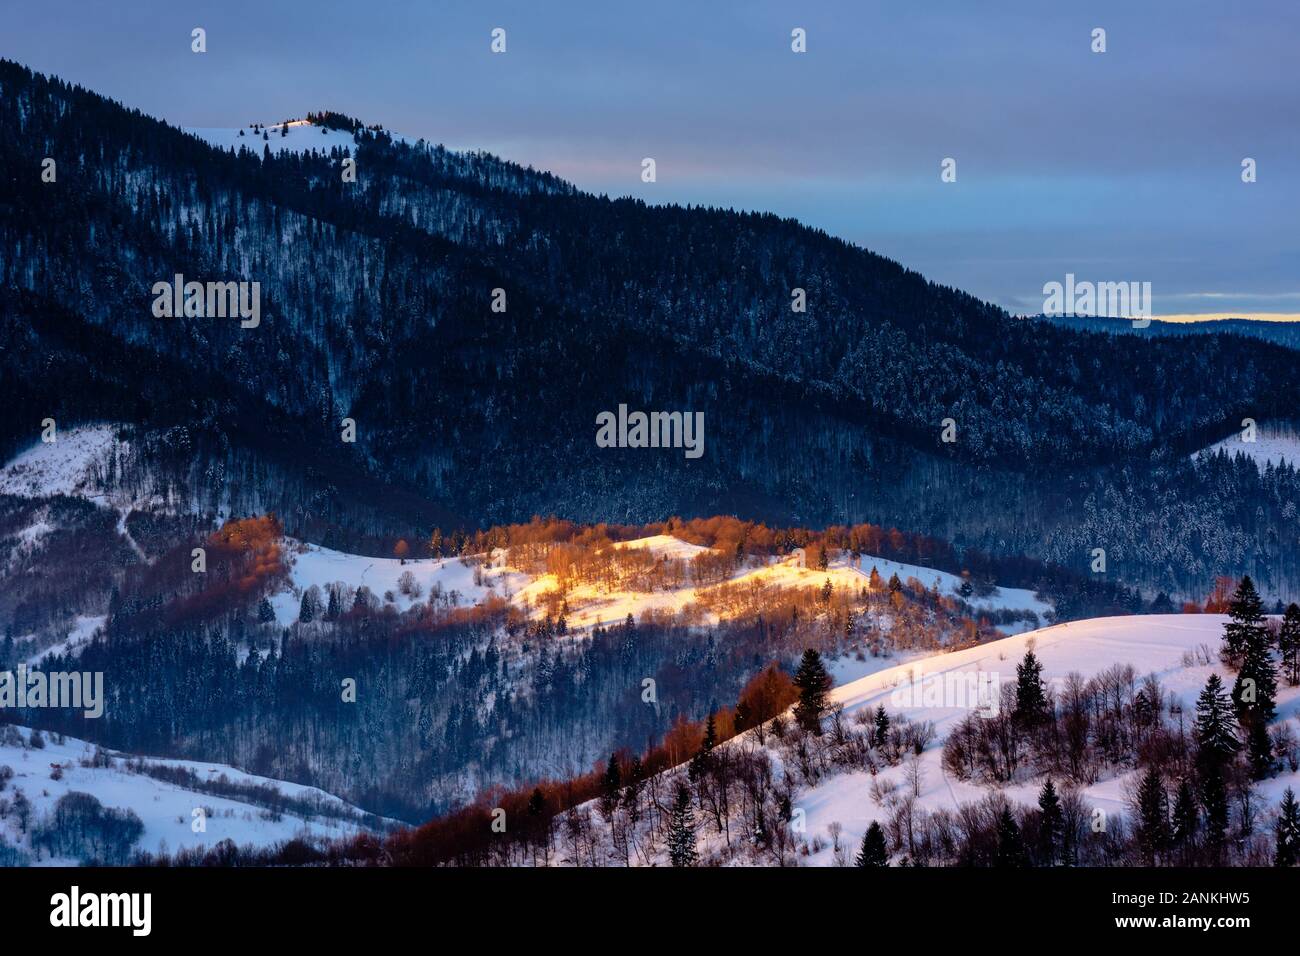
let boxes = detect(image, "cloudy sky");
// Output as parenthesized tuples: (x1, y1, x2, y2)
(7, 0, 1297, 318)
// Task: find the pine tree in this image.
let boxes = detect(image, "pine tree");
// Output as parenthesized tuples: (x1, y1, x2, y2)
(1200, 766, 1230, 863)
(689, 712, 718, 781)
(855, 821, 889, 867)
(599, 753, 622, 817)
(1037, 778, 1064, 866)
(1133, 766, 1169, 864)
(994, 806, 1027, 867)
(325, 586, 341, 621)
(1279, 603, 1300, 686)
(667, 784, 698, 867)
(1193, 674, 1239, 771)
(792, 649, 831, 734)
(256, 597, 275, 624)
(1276, 788, 1300, 867)
(1245, 715, 1274, 780)
(1233, 614, 1278, 722)
(1014, 650, 1049, 724)
(1171, 778, 1199, 862)
(298, 588, 318, 623)
(1223, 575, 1265, 665)
(873, 704, 890, 748)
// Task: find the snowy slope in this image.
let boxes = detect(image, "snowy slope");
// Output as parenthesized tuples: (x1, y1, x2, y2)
(270, 539, 528, 624)
(24, 614, 106, 665)
(0, 424, 125, 501)
(1198, 430, 1300, 469)
(0, 726, 385, 865)
(853, 553, 1050, 618)
(559, 612, 1298, 867)
(798, 614, 1299, 865)
(185, 120, 363, 157)
(270, 535, 1051, 635)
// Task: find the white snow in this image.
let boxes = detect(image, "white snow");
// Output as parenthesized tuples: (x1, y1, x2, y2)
(783, 613, 1300, 865)
(270, 539, 526, 624)
(852, 553, 1051, 620)
(184, 120, 408, 158)
(24, 615, 106, 665)
(1199, 429, 1300, 470)
(0, 425, 123, 500)
(0, 726, 383, 865)
(612, 534, 711, 561)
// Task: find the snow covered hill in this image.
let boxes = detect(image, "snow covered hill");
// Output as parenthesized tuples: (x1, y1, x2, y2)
(0, 725, 387, 866)
(267, 534, 1050, 635)
(1197, 422, 1300, 470)
(548, 613, 1300, 867)
(0, 424, 128, 504)
(185, 120, 368, 156)
(802, 614, 1299, 864)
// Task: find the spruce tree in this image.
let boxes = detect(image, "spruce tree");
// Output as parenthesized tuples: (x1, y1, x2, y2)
(792, 649, 831, 734)
(1245, 715, 1274, 780)
(1037, 777, 1064, 866)
(1133, 766, 1169, 865)
(298, 588, 317, 623)
(1200, 766, 1230, 863)
(667, 784, 698, 867)
(1276, 788, 1300, 867)
(1223, 575, 1265, 665)
(855, 821, 889, 867)
(1233, 619, 1278, 723)
(1278, 603, 1300, 686)
(689, 712, 718, 781)
(1014, 650, 1049, 725)
(1193, 674, 1239, 771)
(994, 806, 1027, 867)
(599, 753, 622, 818)
(873, 704, 890, 748)
(1171, 778, 1199, 862)
(256, 597, 276, 624)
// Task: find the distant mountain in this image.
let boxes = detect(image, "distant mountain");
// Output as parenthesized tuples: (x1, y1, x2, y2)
(1036, 312, 1300, 351)
(4, 59, 1300, 596)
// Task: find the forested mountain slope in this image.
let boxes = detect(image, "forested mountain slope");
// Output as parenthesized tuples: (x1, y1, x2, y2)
(3, 59, 1300, 595)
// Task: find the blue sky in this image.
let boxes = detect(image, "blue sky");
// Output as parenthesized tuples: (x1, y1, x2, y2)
(6, 0, 1297, 317)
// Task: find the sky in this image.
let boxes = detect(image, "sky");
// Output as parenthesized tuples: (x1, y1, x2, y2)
(4, 0, 1297, 318)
